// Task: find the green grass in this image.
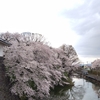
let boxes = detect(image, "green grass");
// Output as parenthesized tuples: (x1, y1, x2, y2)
(20, 95, 28, 100)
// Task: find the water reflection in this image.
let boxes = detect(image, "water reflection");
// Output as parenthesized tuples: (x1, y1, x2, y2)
(45, 77, 100, 100)
(72, 78, 94, 100)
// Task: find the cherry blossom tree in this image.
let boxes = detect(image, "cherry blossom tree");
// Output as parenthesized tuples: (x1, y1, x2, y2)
(60, 44, 80, 75)
(1, 32, 77, 100)
(91, 59, 100, 69)
(0, 32, 49, 45)
(60, 44, 80, 65)
(21, 32, 49, 45)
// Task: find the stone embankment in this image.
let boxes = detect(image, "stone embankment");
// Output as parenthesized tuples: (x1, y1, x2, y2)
(0, 57, 20, 100)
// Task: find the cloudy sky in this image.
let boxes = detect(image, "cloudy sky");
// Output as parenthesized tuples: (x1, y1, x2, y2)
(63, 0, 100, 63)
(0, 0, 100, 63)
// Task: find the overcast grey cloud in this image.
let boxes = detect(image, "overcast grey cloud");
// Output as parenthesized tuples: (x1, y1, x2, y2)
(62, 0, 100, 60)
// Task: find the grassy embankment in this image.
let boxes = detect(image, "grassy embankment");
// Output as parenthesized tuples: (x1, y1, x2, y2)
(88, 70, 100, 76)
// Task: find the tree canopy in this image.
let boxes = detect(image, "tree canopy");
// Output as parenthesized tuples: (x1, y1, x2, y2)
(91, 59, 100, 69)
(0, 32, 79, 100)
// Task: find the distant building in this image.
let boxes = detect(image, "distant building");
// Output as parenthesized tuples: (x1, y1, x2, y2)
(82, 68, 88, 75)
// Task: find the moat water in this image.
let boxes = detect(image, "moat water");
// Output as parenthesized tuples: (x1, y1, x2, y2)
(46, 77, 100, 100)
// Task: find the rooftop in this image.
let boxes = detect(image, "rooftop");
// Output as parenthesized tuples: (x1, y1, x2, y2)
(0, 38, 11, 46)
